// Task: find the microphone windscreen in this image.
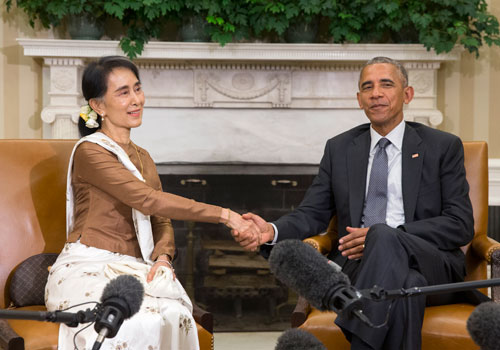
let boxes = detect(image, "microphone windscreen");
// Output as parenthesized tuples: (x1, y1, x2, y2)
(275, 328, 326, 350)
(269, 239, 350, 311)
(466, 301, 500, 350)
(100, 275, 144, 318)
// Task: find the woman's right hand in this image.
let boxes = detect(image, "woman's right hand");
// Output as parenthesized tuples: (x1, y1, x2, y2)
(223, 209, 261, 251)
(147, 257, 176, 283)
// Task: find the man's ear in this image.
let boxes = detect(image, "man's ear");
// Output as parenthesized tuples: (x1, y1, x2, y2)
(403, 86, 414, 104)
(89, 98, 104, 116)
(357, 92, 363, 108)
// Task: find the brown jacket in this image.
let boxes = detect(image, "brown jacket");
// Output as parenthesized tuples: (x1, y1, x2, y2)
(67, 141, 222, 261)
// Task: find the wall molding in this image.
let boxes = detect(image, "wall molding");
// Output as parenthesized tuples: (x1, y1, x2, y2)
(490, 159, 500, 206)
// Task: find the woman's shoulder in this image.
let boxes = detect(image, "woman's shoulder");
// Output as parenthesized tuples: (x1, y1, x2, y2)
(74, 140, 118, 164)
(75, 140, 110, 154)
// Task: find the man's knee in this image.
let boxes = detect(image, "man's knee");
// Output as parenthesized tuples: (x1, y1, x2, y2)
(365, 224, 400, 250)
(404, 268, 427, 288)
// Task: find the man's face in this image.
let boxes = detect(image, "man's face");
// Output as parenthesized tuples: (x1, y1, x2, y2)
(357, 63, 414, 135)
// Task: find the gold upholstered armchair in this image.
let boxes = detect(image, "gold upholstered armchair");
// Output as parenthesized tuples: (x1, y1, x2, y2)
(0, 139, 213, 350)
(291, 141, 500, 350)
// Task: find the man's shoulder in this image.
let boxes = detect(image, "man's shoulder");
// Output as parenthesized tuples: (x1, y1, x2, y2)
(406, 121, 461, 143)
(323, 121, 462, 149)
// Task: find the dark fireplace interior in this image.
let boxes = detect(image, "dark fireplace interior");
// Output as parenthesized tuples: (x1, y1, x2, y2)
(160, 171, 317, 331)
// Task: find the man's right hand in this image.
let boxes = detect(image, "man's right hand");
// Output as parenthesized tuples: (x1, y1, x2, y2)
(241, 212, 275, 244)
(225, 210, 261, 251)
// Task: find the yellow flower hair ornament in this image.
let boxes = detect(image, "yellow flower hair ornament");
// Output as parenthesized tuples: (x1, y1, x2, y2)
(80, 105, 99, 128)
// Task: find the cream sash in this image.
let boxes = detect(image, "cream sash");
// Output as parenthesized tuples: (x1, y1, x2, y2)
(66, 132, 154, 264)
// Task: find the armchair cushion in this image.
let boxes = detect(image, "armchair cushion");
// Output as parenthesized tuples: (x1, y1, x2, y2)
(9, 253, 58, 308)
(421, 304, 477, 349)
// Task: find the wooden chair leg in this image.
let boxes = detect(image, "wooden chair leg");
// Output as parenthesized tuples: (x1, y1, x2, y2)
(0, 319, 24, 350)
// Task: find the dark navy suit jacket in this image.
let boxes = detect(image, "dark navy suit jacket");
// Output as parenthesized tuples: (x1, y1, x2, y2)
(264, 121, 474, 278)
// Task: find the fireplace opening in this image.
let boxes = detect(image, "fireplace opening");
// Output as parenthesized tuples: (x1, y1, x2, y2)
(160, 172, 317, 331)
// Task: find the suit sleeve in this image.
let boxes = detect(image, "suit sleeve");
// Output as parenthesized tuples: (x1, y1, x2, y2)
(273, 141, 336, 241)
(73, 142, 222, 224)
(399, 137, 474, 250)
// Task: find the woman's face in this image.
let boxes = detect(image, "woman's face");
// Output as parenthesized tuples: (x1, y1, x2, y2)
(93, 67, 145, 133)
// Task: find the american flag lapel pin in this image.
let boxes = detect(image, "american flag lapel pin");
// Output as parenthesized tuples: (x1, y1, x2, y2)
(412, 153, 419, 158)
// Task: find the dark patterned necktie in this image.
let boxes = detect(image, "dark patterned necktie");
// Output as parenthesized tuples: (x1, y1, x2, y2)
(362, 138, 391, 227)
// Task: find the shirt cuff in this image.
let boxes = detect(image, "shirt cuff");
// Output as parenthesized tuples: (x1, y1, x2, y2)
(265, 223, 279, 245)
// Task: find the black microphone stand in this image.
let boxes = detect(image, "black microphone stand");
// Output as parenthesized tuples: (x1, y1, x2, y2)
(363, 277, 500, 301)
(331, 278, 500, 329)
(0, 307, 97, 327)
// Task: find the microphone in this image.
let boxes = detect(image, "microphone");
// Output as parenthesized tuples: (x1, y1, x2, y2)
(269, 239, 371, 325)
(92, 275, 144, 350)
(275, 328, 326, 350)
(466, 301, 500, 350)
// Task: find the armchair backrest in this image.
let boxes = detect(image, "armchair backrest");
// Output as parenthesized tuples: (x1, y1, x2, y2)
(463, 142, 489, 239)
(462, 141, 489, 282)
(0, 139, 76, 308)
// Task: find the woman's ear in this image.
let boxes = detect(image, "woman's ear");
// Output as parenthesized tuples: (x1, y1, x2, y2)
(89, 98, 105, 116)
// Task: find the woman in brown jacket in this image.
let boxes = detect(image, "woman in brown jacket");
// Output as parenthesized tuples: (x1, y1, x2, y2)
(45, 56, 260, 350)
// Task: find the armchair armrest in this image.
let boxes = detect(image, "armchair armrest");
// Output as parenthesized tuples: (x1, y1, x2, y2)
(0, 319, 23, 350)
(303, 217, 339, 255)
(492, 250, 500, 302)
(192, 303, 213, 334)
(471, 234, 500, 265)
(303, 229, 339, 256)
(471, 234, 500, 302)
(291, 296, 311, 328)
(303, 235, 334, 255)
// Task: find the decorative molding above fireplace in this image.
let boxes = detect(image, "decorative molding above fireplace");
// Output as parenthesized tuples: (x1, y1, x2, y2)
(18, 39, 462, 62)
(19, 39, 460, 167)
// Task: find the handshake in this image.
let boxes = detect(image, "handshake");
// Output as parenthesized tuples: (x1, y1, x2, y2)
(222, 210, 275, 251)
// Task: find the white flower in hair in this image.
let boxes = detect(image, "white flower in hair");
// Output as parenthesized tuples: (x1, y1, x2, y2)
(80, 105, 91, 116)
(88, 110, 97, 120)
(79, 104, 99, 128)
(85, 117, 99, 128)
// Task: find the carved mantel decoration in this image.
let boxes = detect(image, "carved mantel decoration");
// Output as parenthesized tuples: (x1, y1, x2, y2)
(19, 39, 460, 166)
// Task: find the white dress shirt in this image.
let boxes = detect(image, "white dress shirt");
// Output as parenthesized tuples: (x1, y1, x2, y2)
(365, 120, 405, 228)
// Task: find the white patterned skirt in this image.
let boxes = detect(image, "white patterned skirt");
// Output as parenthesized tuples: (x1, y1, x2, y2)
(45, 241, 199, 350)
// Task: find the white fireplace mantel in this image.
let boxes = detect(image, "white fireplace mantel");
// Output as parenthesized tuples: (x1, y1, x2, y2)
(19, 39, 460, 166)
(19, 39, 462, 62)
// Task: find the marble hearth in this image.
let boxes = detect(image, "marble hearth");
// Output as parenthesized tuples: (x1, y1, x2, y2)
(18, 39, 461, 173)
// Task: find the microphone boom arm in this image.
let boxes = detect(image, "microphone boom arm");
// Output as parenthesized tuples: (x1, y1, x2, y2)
(0, 308, 97, 327)
(364, 277, 500, 301)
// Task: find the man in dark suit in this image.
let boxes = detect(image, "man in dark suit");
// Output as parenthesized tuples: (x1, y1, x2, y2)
(241, 57, 474, 349)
